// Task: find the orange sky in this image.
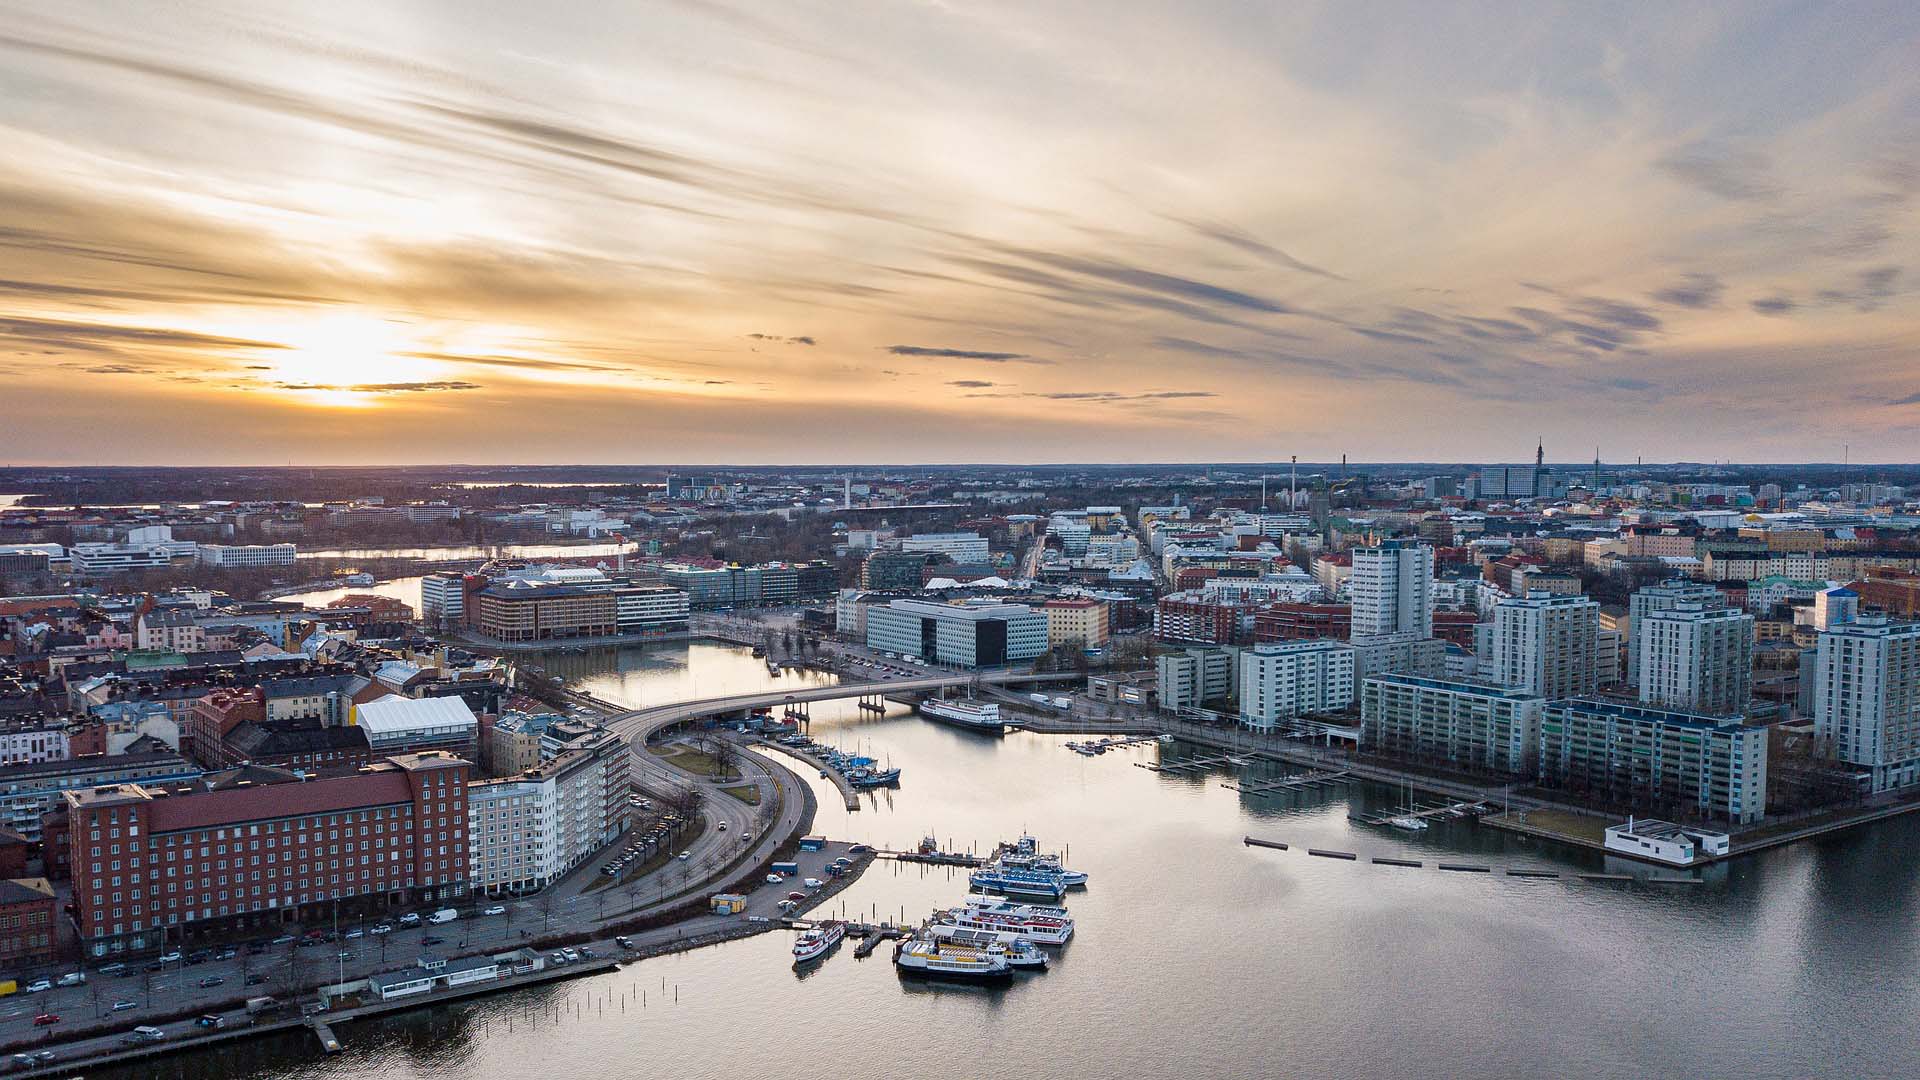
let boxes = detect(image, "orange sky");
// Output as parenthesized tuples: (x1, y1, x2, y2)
(1, 3, 1916, 464)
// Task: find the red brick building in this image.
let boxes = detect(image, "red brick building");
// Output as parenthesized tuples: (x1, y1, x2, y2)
(1433, 609, 1481, 648)
(184, 689, 265, 767)
(64, 751, 470, 957)
(1254, 602, 1352, 642)
(0, 827, 30, 879)
(0, 877, 57, 968)
(1153, 593, 1244, 645)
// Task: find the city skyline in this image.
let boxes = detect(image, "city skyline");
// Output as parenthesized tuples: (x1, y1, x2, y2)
(3, 3, 1917, 465)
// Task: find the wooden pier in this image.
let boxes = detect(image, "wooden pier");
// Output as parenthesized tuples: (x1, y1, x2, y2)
(1136, 753, 1249, 774)
(309, 1020, 341, 1053)
(1223, 769, 1353, 796)
(1350, 798, 1494, 827)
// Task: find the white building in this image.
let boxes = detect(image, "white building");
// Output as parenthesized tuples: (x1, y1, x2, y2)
(1626, 580, 1726, 686)
(353, 695, 479, 756)
(900, 532, 990, 563)
(612, 585, 690, 632)
(1237, 641, 1356, 729)
(1635, 603, 1753, 716)
(421, 572, 467, 630)
(1812, 586, 1860, 631)
(468, 732, 628, 894)
(1156, 647, 1236, 711)
(1813, 616, 1920, 793)
(1349, 539, 1434, 642)
(194, 543, 298, 568)
(1360, 674, 1544, 775)
(1483, 592, 1601, 699)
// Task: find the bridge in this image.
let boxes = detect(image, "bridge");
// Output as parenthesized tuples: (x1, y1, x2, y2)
(600, 671, 1085, 743)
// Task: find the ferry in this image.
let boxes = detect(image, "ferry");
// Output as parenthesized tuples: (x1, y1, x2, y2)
(792, 921, 846, 965)
(964, 896, 1072, 920)
(994, 835, 1089, 886)
(937, 906, 1074, 945)
(927, 925, 1049, 970)
(893, 936, 1013, 985)
(968, 865, 1068, 901)
(919, 698, 1006, 734)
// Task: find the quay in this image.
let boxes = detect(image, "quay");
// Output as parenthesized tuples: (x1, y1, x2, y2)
(755, 738, 861, 811)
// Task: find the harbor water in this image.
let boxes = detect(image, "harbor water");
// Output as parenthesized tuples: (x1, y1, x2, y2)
(99, 642, 1920, 1080)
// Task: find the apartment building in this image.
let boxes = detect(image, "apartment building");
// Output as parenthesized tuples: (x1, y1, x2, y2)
(1360, 674, 1544, 776)
(1538, 699, 1767, 824)
(1237, 641, 1356, 729)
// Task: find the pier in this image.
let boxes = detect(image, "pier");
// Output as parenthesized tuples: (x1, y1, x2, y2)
(1350, 798, 1494, 827)
(1223, 769, 1353, 796)
(310, 1020, 341, 1053)
(1135, 753, 1249, 774)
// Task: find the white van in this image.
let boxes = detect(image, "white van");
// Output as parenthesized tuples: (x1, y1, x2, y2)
(427, 908, 459, 925)
(130, 1026, 166, 1042)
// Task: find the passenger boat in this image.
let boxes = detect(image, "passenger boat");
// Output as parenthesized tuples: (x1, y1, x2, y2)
(968, 865, 1068, 900)
(893, 935, 1014, 984)
(792, 921, 846, 965)
(927, 925, 1049, 970)
(994, 835, 1088, 886)
(936, 906, 1073, 945)
(963, 896, 1072, 922)
(919, 698, 1006, 734)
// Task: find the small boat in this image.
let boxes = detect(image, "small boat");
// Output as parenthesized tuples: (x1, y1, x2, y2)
(793, 921, 846, 965)
(1387, 815, 1430, 831)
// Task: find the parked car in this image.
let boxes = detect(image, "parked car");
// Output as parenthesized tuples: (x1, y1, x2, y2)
(848, 844, 871, 854)
(398, 913, 422, 926)
(97, 962, 128, 977)
(560, 948, 580, 962)
(614, 936, 634, 950)
(55, 973, 84, 988)
(197, 976, 224, 988)
(270, 935, 295, 946)
(548, 952, 568, 965)
(483, 905, 507, 916)
(245, 974, 266, 986)
(765, 873, 784, 885)
(803, 878, 824, 889)
(370, 923, 393, 935)
(111, 999, 138, 1012)
(343, 928, 363, 939)
(22, 980, 50, 994)
(785, 891, 807, 901)
(158, 951, 183, 964)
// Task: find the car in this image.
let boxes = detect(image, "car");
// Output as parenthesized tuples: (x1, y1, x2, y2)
(676, 851, 691, 861)
(9, 1055, 34, 1068)
(245, 974, 266, 986)
(601, 866, 618, 876)
(30, 1053, 51, 1063)
(747, 915, 770, 924)
(370, 923, 393, 935)
(483, 905, 507, 916)
(270, 935, 296, 946)
(343, 928, 363, 939)
(111, 999, 139, 1012)
(22, 980, 50, 994)
(198, 976, 225, 988)
(336, 950, 353, 961)
(31, 1015, 58, 1027)
(421, 936, 445, 947)
(577, 946, 597, 959)
(97, 962, 128, 977)
(548, 952, 568, 965)
(216, 948, 237, 960)
(195, 1014, 224, 1029)
(848, 844, 871, 854)
(765, 874, 783, 885)
(398, 913, 422, 926)
(615, 936, 634, 950)
(56, 973, 85, 987)
(803, 878, 824, 889)
(158, 951, 183, 964)
(717, 821, 728, 831)
(560, 948, 579, 962)
(785, 891, 807, 901)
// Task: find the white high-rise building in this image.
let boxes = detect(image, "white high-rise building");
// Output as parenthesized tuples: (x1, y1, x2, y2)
(1236, 641, 1356, 729)
(1349, 539, 1434, 642)
(1813, 587, 1859, 631)
(1626, 580, 1726, 686)
(1813, 616, 1920, 793)
(1484, 592, 1601, 699)
(900, 532, 990, 563)
(1635, 602, 1754, 716)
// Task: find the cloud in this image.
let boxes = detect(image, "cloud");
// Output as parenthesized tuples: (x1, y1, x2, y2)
(1350, 327, 1436, 346)
(261, 380, 482, 393)
(747, 333, 815, 345)
(947, 379, 996, 388)
(398, 351, 621, 374)
(1650, 273, 1724, 309)
(1816, 266, 1902, 312)
(1751, 295, 1796, 316)
(1655, 142, 1782, 201)
(886, 345, 1034, 362)
(1164, 216, 1345, 280)
(0, 316, 286, 352)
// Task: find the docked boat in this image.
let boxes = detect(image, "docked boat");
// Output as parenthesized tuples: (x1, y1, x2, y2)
(995, 835, 1089, 886)
(792, 920, 846, 965)
(963, 896, 1073, 922)
(927, 925, 1048, 970)
(893, 935, 1014, 984)
(968, 865, 1069, 901)
(1387, 815, 1430, 831)
(847, 766, 901, 789)
(919, 698, 1006, 734)
(937, 905, 1074, 945)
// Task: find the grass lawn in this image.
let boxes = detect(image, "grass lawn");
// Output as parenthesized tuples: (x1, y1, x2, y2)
(584, 816, 709, 893)
(1489, 807, 1614, 844)
(719, 783, 761, 805)
(648, 742, 739, 780)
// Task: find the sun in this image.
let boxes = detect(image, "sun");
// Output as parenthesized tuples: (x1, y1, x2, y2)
(253, 315, 448, 406)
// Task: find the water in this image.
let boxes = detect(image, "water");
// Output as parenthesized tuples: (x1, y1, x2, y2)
(295, 542, 633, 562)
(275, 577, 426, 615)
(101, 643, 1920, 1080)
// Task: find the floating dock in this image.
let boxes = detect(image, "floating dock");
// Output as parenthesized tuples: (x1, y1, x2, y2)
(1136, 753, 1249, 774)
(1223, 769, 1353, 796)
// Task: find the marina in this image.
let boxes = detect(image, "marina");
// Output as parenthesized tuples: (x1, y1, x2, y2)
(1133, 752, 1251, 774)
(1221, 769, 1355, 796)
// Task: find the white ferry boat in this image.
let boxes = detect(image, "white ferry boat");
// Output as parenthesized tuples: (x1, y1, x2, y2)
(937, 906, 1074, 945)
(927, 925, 1049, 970)
(968, 864, 1068, 900)
(893, 936, 1014, 984)
(792, 921, 846, 965)
(964, 896, 1072, 922)
(918, 698, 1006, 734)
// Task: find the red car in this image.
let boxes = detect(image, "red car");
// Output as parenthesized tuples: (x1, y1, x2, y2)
(32, 1014, 59, 1026)
(785, 891, 807, 902)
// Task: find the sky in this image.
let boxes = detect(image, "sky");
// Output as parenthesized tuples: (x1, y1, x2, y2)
(0, 1, 1916, 466)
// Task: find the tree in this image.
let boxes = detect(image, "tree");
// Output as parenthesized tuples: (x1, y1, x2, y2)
(710, 738, 741, 782)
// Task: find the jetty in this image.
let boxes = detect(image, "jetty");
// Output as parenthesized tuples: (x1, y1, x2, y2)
(1135, 753, 1249, 774)
(1223, 769, 1353, 796)
(1350, 798, 1494, 827)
